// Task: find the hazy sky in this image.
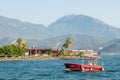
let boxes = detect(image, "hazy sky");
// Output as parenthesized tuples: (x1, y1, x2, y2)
(0, 0, 120, 28)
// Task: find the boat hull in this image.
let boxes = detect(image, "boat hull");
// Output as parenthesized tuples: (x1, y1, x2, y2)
(64, 63, 104, 72)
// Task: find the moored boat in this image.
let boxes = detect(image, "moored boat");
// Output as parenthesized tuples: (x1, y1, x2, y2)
(64, 56, 104, 72)
(64, 63, 104, 72)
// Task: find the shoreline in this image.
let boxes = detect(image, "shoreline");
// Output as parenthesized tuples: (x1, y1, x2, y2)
(0, 57, 60, 62)
(0, 56, 85, 62)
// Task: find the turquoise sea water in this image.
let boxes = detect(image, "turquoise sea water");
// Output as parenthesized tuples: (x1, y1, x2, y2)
(0, 55, 120, 80)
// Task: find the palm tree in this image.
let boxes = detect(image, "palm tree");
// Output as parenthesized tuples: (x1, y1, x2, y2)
(16, 38, 24, 47)
(60, 37, 72, 56)
(62, 37, 72, 49)
(65, 37, 72, 48)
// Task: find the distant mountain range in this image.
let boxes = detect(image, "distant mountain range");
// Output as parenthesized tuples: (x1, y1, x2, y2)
(26, 34, 112, 50)
(0, 14, 120, 53)
(99, 39, 120, 53)
(48, 14, 120, 38)
(0, 16, 49, 39)
(0, 14, 120, 39)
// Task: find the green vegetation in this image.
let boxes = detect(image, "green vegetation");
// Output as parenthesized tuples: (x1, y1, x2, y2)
(0, 44, 25, 57)
(59, 37, 72, 56)
(0, 38, 28, 57)
(17, 38, 24, 46)
(0, 37, 94, 61)
(48, 49, 52, 56)
(62, 37, 72, 48)
(79, 51, 85, 57)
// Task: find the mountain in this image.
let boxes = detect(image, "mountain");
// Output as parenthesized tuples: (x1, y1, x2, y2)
(48, 14, 120, 38)
(99, 39, 120, 53)
(0, 16, 49, 39)
(0, 37, 14, 46)
(1, 14, 120, 39)
(0, 34, 119, 53)
(26, 34, 112, 50)
(1, 14, 120, 52)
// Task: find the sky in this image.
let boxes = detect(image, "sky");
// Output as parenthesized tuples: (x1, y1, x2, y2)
(0, 0, 120, 28)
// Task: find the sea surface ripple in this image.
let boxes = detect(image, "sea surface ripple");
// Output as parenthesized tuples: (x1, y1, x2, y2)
(0, 55, 120, 80)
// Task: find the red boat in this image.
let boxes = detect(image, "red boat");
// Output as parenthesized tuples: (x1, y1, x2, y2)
(64, 57, 104, 72)
(64, 63, 104, 72)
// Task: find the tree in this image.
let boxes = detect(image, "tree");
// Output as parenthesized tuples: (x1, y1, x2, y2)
(65, 37, 72, 48)
(79, 51, 85, 57)
(48, 49, 52, 56)
(22, 43, 28, 50)
(16, 38, 24, 47)
(0, 47, 5, 56)
(0, 38, 28, 57)
(62, 37, 72, 49)
(0, 44, 26, 57)
(60, 37, 72, 56)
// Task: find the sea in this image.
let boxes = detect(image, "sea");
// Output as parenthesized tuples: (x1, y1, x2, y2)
(0, 55, 120, 80)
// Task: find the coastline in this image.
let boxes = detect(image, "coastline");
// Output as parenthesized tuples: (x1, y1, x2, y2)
(0, 56, 84, 62)
(0, 57, 60, 62)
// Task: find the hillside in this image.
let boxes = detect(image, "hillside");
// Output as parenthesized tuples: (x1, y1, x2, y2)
(0, 14, 120, 52)
(26, 34, 112, 50)
(1, 34, 120, 53)
(0, 16, 49, 39)
(48, 14, 120, 38)
(0, 14, 120, 39)
(0, 37, 14, 46)
(99, 39, 120, 53)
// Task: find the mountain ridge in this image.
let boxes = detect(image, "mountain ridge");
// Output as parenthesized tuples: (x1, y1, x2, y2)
(0, 14, 120, 39)
(0, 14, 120, 52)
(0, 16, 49, 39)
(0, 34, 114, 52)
(48, 14, 120, 38)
